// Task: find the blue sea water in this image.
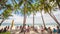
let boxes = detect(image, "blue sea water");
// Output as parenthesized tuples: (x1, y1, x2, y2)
(1, 23, 57, 26)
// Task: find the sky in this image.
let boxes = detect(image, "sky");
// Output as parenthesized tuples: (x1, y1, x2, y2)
(0, 9, 60, 25)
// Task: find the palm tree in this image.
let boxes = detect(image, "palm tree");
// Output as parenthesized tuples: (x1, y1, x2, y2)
(0, 0, 7, 10)
(0, 8, 12, 26)
(37, 0, 60, 27)
(31, 3, 39, 30)
(37, 0, 46, 27)
(48, 12, 60, 26)
(46, 0, 60, 26)
(0, 0, 13, 26)
(41, 12, 46, 27)
(0, 15, 4, 26)
(32, 9, 35, 30)
(0, 0, 20, 26)
(11, 0, 34, 34)
(39, 0, 60, 26)
(48, 0, 60, 25)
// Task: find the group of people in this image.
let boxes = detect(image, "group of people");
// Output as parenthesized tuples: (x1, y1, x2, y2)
(18, 25, 30, 33)
(0, 26, 9, 33)
(16, 25, 60, 34)
(0, 25, 60, 34)
(34, 26, 60, 34)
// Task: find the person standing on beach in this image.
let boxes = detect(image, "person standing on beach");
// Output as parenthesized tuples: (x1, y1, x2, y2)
(43, 27, 48, 34)
(40, 25, 44, 34)
(0, 28, 3, 33)
(57, 26, 60, 34)
(47, 27, 52, 34)
(3, 26, 7, 32)
(27, 25, 30, 32)
(53, 28, 57, 34)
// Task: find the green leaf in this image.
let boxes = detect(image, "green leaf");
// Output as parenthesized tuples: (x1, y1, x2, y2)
(18, 0, 23, 7)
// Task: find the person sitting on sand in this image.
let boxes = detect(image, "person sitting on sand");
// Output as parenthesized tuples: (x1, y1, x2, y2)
(57, 26, 60, 34)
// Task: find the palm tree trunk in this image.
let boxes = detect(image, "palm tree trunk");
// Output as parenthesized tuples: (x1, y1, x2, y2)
(21, 13, 26, 34)
(23, 11, 26, 28)
(23, 1, 27, 34)
(33, 12, 34, 30)
(41, 12, 46, 27)
(21, 11, 26, 34)
(23, 11, 26, 34)
(48, 12, 60, 26)
(0, 19, 4, 26)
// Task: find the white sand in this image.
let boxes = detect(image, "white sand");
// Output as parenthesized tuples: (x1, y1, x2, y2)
(0, 26, 6, 29)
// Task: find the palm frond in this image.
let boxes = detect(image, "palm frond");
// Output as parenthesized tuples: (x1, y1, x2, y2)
(18, 0, 23, 7)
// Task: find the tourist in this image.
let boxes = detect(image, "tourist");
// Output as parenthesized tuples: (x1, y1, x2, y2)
(20, 26, 22, 29)
(26, 25, 30, 32)
(6, 26, 10, 31)
(7, 26, 9, 29)
(47, 27, 52, 34)
(53, 28, 57, 34)
(20, 24, 26, 33)
(27, 25, 30, 32)
(57, 26, 60, 34)
(44, 27, 48, 31)
(40, 25, 44, 34)
(3, 27, 7, 32)
(34, 26, 38, 33)
(0, 28, 3, 33)
(43, 27, 48, 34)
(15, 26, 19, 31)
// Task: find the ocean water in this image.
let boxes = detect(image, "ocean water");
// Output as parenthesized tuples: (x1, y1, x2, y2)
(1, 23, 57, 26)
(1, 23, 58, 30)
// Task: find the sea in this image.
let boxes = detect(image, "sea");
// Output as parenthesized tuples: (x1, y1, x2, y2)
(0, 23, 58, 29)
(1, 23, 57, 27)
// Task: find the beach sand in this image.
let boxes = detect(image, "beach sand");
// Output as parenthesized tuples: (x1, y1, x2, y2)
(0, 26, 5, 29)
(0, 25, 58, 34)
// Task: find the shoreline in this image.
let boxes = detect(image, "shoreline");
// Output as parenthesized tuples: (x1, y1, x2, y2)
(0, 25, 57, 30)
